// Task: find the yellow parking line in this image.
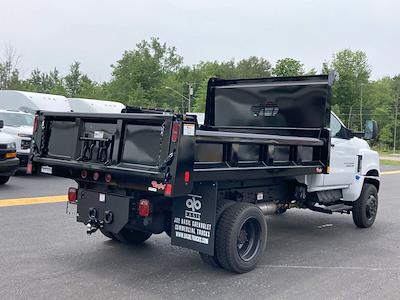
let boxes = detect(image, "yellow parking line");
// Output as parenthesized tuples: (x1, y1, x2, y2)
(380, 170, 400, 176)
(0, 195, 67, 207)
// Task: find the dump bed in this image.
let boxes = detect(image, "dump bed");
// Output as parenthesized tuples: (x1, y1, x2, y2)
(30, 74, 333, 197)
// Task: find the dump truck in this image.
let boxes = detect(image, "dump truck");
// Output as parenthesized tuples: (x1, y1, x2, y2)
(28, 73, 380, 273)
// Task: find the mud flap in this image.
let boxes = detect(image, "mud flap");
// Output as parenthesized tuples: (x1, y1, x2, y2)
(171, 182, 217, 255)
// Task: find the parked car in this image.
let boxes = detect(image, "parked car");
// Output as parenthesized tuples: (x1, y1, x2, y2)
(0, 120, 19, 185)
(29, 74, 379, 273)
(0, 110, 34, 169)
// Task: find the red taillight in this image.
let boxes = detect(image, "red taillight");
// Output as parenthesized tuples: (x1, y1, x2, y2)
(171, 121, 180, 142)
(105, 173, 112, 183)
(33, 114, 38, 133)
(68, 187, 77, 203)
(138, 199, 150, 217)
(81, 170, 88, 179)
(184, 171, 190, 184)
(27, 162, 33, 174)
(164, 183, 172, 196)
(93, 171, 99, 181)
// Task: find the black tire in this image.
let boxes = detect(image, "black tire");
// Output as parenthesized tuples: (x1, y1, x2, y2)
(198, 199, 235, 269)
(199, 252, 221, 268)
(352, 183, 378, 228)
(0, 176, 10, 185)
(100, 228, 118, 241)
(113, 228, 152, 244)
(215, 202, 267, 273)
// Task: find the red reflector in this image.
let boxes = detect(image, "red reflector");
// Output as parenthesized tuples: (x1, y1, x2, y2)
(171, 121, 180, 142)
(33, 114, 38, 133)
(105, 173, 112, 183)
(184, 171, 190, 184)
(68, 187, 77, 203)
(81, 170, 88, 179)
(93, 171, 99, 181)
(27, 162, 33, 174)
(165, 183, 172, 196)
(138, 199, 150, 217)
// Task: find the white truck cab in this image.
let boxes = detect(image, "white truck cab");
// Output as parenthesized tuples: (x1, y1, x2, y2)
(0, 110, 34, 168)
(298, 112, 380, 228)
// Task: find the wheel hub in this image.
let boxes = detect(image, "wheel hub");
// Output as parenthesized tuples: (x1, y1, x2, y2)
(236, 217, 262, 262)
(366, 194, 377, 221)
(238, 229, 248, 247)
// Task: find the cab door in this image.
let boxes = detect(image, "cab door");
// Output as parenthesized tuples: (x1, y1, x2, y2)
(323, 113, 357, 186)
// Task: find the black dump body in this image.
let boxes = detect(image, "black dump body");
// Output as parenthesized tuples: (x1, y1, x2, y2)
(30, 74, 332, 198)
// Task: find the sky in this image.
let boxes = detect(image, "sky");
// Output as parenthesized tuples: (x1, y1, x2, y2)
(0, 0, 399, 82)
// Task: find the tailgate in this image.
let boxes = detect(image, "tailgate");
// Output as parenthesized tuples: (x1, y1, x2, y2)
(31, 112, 187, 193)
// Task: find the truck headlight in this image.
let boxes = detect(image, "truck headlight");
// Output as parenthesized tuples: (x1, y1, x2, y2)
(6, 142, 16, 149)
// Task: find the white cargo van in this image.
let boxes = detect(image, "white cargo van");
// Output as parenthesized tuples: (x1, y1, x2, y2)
(0, 110, 34, 168)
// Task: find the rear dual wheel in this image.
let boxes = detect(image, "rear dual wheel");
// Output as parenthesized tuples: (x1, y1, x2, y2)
(200, 202, 267, 273)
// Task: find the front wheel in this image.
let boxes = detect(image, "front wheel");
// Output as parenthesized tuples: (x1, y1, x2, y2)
(215, 203, 267, 273)
(113, 228, 152, 244)
(352, 183, 378, 228)
(0, 176, 10, 185)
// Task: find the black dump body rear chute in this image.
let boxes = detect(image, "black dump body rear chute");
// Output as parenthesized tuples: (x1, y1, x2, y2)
(30, 74, 333, 197)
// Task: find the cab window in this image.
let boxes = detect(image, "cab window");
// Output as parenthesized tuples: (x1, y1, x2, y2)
(330, 113, 343, 138)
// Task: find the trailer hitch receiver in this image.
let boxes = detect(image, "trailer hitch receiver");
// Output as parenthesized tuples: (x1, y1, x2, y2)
(86, 207, 103, 235)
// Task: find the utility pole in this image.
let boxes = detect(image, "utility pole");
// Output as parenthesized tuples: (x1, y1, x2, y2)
(348, 106, 352, 128)
(394, 96, 399, 154)
(360, 83, 364, 131)
(188, 83, 193, 113)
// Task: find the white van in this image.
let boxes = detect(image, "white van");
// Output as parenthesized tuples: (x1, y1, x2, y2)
(0, 110, 34, 168)
(0, 120, 18, 184)
(0, 90, 71, 113)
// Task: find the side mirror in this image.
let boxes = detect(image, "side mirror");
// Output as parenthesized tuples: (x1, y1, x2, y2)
(0, 120, 3, 129)
(364, 120, 378, 140)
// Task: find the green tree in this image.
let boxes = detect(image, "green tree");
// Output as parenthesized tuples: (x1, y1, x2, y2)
(26, 68, 65, 94)
(108, 37, 183, 106)
(0, 45, 20, 90)
(65, 61, 83, 97)
(236, 56, 272, 78)
(323, 49, 371, 130)
(272, 58, 304, 77)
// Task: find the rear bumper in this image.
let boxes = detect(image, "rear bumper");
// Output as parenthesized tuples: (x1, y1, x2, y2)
(77, 189, 131, 234)
(0, 158, 19, 176)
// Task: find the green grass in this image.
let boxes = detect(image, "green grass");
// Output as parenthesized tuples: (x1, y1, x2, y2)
(380, 159, 400, 166)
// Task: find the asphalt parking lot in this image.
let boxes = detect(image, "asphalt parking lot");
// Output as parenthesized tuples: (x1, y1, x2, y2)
(1, 168, 399, 300)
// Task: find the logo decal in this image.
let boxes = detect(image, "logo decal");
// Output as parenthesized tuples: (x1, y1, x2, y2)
(185, 194, 202, 221)
(251, 101, 279, 117)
